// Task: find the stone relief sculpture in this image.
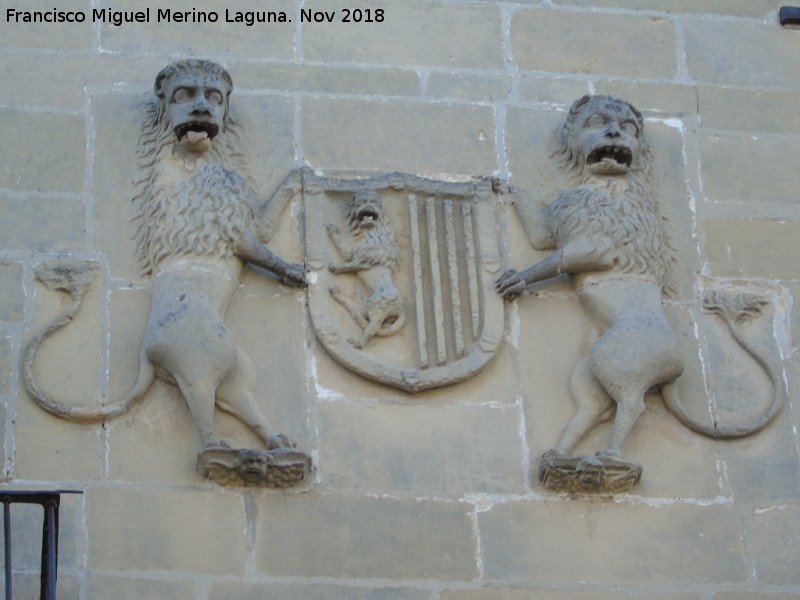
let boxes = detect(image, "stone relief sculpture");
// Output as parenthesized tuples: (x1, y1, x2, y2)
(23, 60, 311, 488)
(497, 95, 786, 493)
(305, 172, 504, 392)
(326, 190, 407, 349)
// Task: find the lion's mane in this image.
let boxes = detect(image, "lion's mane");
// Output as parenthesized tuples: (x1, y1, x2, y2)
(549, 104, 678, 298)
(131, 93, 255, 276)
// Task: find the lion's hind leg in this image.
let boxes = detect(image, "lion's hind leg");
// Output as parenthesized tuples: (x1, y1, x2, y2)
(552, 357, 615, 455)
(216, 347, 295, 450)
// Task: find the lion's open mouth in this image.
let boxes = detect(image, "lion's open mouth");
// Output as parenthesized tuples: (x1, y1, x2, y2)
(356, 206, 380, 226)
(174, 121, 219, 144)
(587, 145, 633, 170)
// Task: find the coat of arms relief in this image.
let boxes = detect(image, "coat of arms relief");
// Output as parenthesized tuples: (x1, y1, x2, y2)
(20, 59, 789, 493)
(303, 172, 505, 393)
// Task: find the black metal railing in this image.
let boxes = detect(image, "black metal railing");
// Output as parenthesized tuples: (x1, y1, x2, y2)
(1, 490, 81, 600)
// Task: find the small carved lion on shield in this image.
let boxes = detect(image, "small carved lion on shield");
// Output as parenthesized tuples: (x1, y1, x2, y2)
(326, 190, 406, 349)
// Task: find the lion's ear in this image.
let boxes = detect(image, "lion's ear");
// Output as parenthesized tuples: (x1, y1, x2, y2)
(568, 95, 592, 121)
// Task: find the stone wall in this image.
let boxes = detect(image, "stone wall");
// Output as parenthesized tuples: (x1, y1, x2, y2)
(1, 1, 799, 598)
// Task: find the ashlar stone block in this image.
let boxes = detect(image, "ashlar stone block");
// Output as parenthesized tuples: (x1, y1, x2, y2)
(511, 10, 676, 78)
(98, 0, 294, 59)
(442, 591, 702, 600)
(302, 0, 503, 69)
(232, 61, 419, 96)
(699, 133, 800, 205)
(698, 87, 800, 133)
(751, 503, 800, 585)
(87, 487, 247, 575)
(301, 97, 496, 176)
(255, 494, 478, 580)
(211, 582, 430, 600)
(316, 400, 524, 495)
(480, 499, 746, 585)
(0, 262, 23, 323)
(552, 0, 775, 17)
(703, 219, 800, 280)
(684, 18, 800, 87)
(0, 0, 92, 49)
(85, 576, 197, 600)
(0, 110, 85, 194)
(0, 196, 85, 254)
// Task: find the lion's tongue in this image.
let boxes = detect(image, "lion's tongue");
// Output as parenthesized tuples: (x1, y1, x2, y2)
(184, 130, 208, 144)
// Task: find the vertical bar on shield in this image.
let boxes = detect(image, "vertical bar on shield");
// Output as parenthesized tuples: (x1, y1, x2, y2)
(426, 198, 448, 366)
(462, 201, 480, 339)
(443, 200, 464, 357)
(408, 195, 429, 369)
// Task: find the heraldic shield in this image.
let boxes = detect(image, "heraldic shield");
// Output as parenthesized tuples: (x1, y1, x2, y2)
(304, 172, 504, 393)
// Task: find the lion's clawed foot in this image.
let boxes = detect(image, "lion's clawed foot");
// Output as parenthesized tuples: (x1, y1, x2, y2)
(495, 269, 527, 299)
(280, 262, 307, 288)
(267, 433, 297, 450)
(596, 448, 622, 459)
(203, 438, 232, 451)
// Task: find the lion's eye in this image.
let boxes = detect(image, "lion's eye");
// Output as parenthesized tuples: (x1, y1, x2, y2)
(621, 121, 639, 136)
(206, 90, 223, 105)
(172, 88, 192, 103)
(585, 114, 606, 128)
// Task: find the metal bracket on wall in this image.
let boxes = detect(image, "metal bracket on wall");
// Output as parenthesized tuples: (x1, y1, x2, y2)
(780, 6, 800, 25)
(1, 490, 83, 600)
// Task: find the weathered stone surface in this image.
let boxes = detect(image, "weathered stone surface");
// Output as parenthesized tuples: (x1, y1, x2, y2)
(442, 590, 702, 600)
(0, 333, 10, 395)
(0, 574, 79, 600)
(231, 61, 420, 96)
(714, 593, 800, 600)
(593, 81, 698, 115)
(0, 196, 85, 253)
(684, 18, 800, 87)
(517, 76, 590, 107)
(751, 504, 800, 584)
(87, 488, 247, 574)
(480, 500, 746, 584)
(0, 262, 23, 323)
(302, 0, 503, 69)
(427, 72, 513, 102)
(703, 219, 800, 280)
(210, 582, 430, 600)
(301, 97, 496, 175)
(698, 87, 800, 133)
(90, 91, 142, 280)
(0, 0, 92, 49)
(551, 0, 774, 16)
(699, 133, 800, 205)
(85, 576, 197, 600)
(98, 0, 294, 58)
(316, 401, 523, 494)
(510, 10, 676, 77)
(255, 494, 478, 580)
(0, 110, 85, 193)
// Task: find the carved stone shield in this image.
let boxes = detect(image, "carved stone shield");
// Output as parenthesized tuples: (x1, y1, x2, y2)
(304, 172, 504, 393)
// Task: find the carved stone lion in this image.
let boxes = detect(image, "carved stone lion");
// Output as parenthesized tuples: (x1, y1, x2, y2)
(497, 95, 785, 490)
(25, 60, 307, 459)
(325, 190, 406, 349)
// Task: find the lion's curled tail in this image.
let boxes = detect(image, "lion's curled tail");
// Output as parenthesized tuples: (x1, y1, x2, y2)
(22, 260, 155, 424)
